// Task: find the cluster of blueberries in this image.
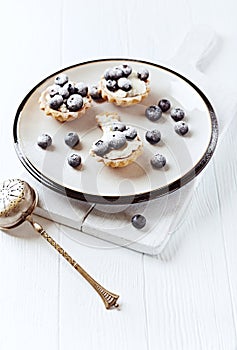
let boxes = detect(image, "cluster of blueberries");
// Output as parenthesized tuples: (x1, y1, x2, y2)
(92, 122, 137, 157)
(37, 131, 82, 168)
(103, 64, 149, 92)
(145, 98, 189, 136)
(47, 73, 89, 112)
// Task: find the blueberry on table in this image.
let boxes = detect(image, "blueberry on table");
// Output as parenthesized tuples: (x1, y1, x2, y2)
(131, 214, 146, 229)
(66, 94, 83, 111)
(145, 105, 162, 121)
(37, 134, 52, 149)
(117, 77, 132, 92)
(92, 140, 110, 156)
(158, 99, 171, 112)
(64, 132, 80, 148)
(74, 82, 88, 97)
(145, 129, 161, 145)
(150, 153, 166, 169)
(123, 127, 137, 140)
(111, 122, 126, 132)
(170, 107, 185, 122)
(119, 64, 132, 77)
(54, 73, 68, 86)
(106, 80, 118, 92)
(49, 95, 64, 110)
(109, 132, 127, 149)
(67, 154, 81, 168)
(174, 121, 189, 136)
(137, 68, 149, 81)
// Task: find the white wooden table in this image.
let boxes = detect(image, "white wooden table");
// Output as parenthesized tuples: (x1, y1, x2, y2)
(1, 1, 237, 349)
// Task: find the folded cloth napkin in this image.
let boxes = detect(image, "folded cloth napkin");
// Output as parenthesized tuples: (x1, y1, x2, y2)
(21, 26, 237, 255)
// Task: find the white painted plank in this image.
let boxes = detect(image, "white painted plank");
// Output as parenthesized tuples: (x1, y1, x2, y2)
(58, 225, 148, 350)
(144, 159, 237, 349)
(0, 217, 60, 350)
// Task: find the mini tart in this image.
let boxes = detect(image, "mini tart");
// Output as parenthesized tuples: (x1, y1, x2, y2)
(90, 112, 143, 168)
(39, 74, 92, 122)
(39, 90, 91, 122)
(98, 68, 150, 107)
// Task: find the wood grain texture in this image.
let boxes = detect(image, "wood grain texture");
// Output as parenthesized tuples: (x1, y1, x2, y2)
(0, 0, 237, 349)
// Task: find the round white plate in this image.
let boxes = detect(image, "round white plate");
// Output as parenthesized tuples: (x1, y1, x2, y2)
(13, 58, 218, 204)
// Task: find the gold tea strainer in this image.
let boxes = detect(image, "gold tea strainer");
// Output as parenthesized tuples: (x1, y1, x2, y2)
(0, 179, 119, 310)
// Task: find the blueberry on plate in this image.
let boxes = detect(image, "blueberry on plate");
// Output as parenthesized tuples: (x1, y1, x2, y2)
(54, 73, 68, 86)
(123, 127, 137, 140)
(66, 94, 83, 111)
(158, 99, 171, 112)
(170, 107, 185, 122)
(174, 121, 189, 136)
(109, 132, 127, 149)
(137, 68, 149, 81)
(110, 67, 124, 80)
(119, 64, 132, 77)
(106, 80, 118, 92)
(37, 133, 52, 149)
(117, 78, 132, 92)
(111, 122, 126, 132)
(92, 140, 110, 156)
(74, 82, 88, 97)
(150, 153, 166, 169)
(49, 95, 64, 110)
(131, 214, 146, 229)
(145, 129, 161, 145)
(48, 84, 60, 97)
(64, 132, 80, 148)
(67, 154, 81, 168)
(145, 105, 162, 121)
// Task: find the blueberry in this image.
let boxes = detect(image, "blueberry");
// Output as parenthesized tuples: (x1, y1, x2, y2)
(106, 80, 118, 92)
(59, 86, 70, 99)
(109, 132, 126, 149)
(145, 105, 162, 121)
(66, 94, 83, 111)
(48, 84, 60, 97)
(67, 154, 81, 168)
(64, 81, 76, 95)
(158, 99, 171, 112)
(105, 67, 123, 80)
(64, 132, 80, 148)
(123, 127, 137, 140)
(145, 129, 161, 145)
(174, 121, 189, 136)
(119, 64, 132, 77)
(37, 134, 52, 149)
(117, 77, 132, 92)
(111, 122, 126, 132)
(74, 82, 88, 97)
(131, 214, 146, 229)
(170, 107, 185, 122)
(89, 85, 104, 101)
(54, 73, 68, 86)
(150, 154, 166, 169)
(49, 95, 64, 110)
(137, 68, 149, 81)
(92, 140, 110, 156)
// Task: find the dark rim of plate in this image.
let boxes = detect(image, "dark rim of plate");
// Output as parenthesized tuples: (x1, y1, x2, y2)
(13, 58, 218, 205)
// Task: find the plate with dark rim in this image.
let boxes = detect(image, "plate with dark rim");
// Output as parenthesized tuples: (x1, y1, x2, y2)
(13, 58, 218, 205)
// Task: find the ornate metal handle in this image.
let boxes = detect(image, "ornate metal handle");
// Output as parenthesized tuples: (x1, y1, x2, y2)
(28, 218, 119, 310)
